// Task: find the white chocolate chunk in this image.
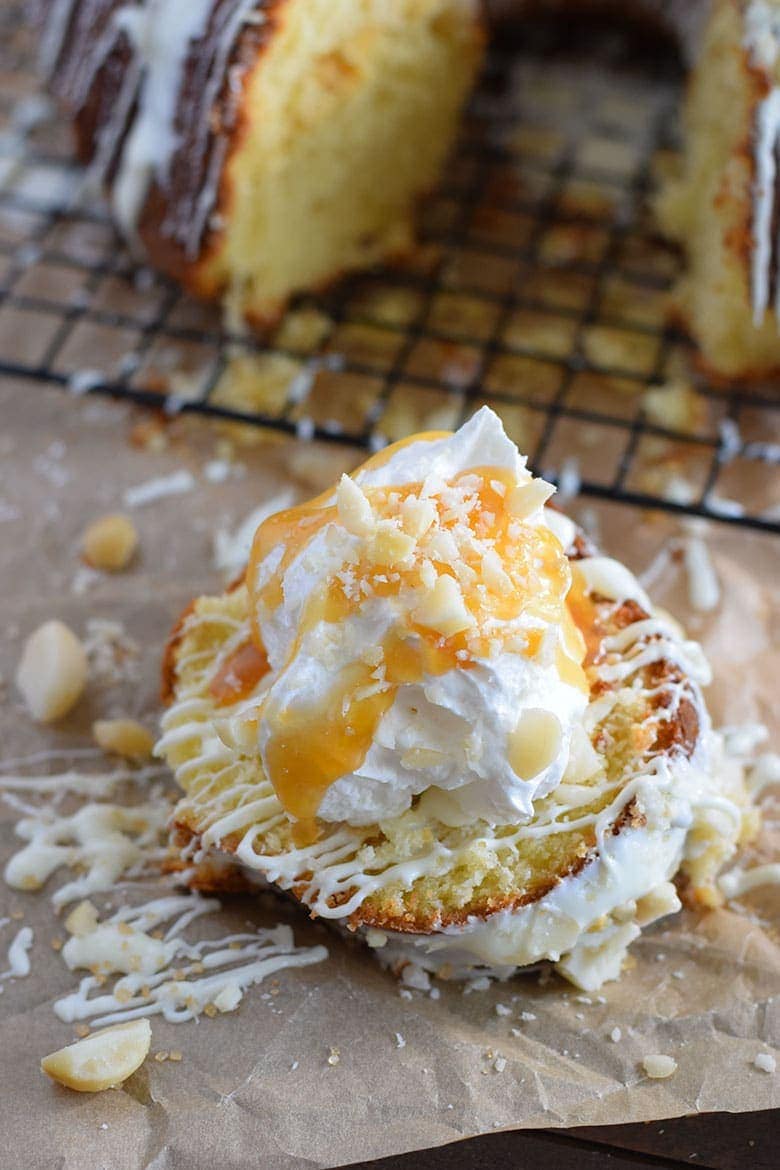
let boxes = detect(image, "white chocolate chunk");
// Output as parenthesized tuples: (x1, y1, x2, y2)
(508, 478, 555, 519)
(481, 548, 513, 595)
(41, 1019, 151, 1092)
(413, 575, 475, 637)
(508, 708, 562, 780)
(15, 620, 88, 723)
(213, 982, 243, 1013)
(81, 513, 138, 571)
(336, 474, 375, 536)
(369, 522, 416, 566)
(93, 718, 154, 761)
(642, 1054, 677, 1079)
(64, 900, 99, 938)
(400, 495, 437, 538)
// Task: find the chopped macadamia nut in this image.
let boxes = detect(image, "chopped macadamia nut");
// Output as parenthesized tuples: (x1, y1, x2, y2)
(213, 983, 243, 1013)
(508, 478, 555, 519)
(64, 900, 99, 938)
(509, 709, 563, 781)
(336, 475, 375, 537)
(41, 1019, 151, 1092)
(92, 718, 154, 761)
(413, 575, 474, 637)
(642, 1054, 677, 1079)
(16, 620, 88, 722)
(400, 495, 436, 538)
(369, 522, 416, 567)
(81, 514, 139, 571)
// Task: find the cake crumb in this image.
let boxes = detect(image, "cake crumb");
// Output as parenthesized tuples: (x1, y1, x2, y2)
(643, 1054, 677, 1079)
(401, 963, 431, 991)
(495, 1003, 512, 1017)
(327, 1046, 340, 1066)
(394, 1033, 406, 1049)
(493, 1056, 507, 1073)
(610, 1027, 622, 1043)
(753, 1052, 776, 1074)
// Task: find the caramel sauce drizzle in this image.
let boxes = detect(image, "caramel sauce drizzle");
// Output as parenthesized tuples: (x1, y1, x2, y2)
(209, 641, 270, 707)
(239, 438, 589, 843)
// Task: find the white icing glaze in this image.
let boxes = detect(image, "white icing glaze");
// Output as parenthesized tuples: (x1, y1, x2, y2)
(38, 0, 77, 76)
(574, 557, 651, 610)
(745, 1, 780, 71)
(0, 927, 34, 983)
(42, 1, 265, 254)
(750, 70, 780, 323)
(719, 861, 780, 899)
(3, 801, 170, 907)
(0, 762, 167, 798)
(54, 893, 327, 1026)
(682, 536, 720, 613)
(112, 0, 214, 241)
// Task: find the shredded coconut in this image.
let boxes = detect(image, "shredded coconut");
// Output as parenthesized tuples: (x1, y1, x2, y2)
(123, 470, 196, 508)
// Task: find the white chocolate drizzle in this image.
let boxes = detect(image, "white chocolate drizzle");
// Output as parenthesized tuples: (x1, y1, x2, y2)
(719, 862, 780, 899)
(111, 0, 214, 241)
(54, 894, 327, 1027)
(40, 0, 267, 256)
(745, 1, 780, 71)
(745, 3, 780, 324)
(3, 801, 170, 907)
(750, 90, 780, 324)
(0, 927, 34, 984)
(159, 593, 714, 927)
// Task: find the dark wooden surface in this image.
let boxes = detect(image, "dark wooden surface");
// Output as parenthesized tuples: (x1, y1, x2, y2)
(351, 1110, 776, 1169)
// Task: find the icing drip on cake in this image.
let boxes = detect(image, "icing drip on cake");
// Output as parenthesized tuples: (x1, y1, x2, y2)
(745, 2, 780, 323)
(37, 0, 267, 257)
(111, 0, 215, 242)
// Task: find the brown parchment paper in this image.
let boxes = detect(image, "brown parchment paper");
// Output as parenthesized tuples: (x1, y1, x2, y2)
(0, 378, 777, 1170)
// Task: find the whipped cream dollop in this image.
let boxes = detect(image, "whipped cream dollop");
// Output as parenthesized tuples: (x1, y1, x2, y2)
(236, 407, 589, 830)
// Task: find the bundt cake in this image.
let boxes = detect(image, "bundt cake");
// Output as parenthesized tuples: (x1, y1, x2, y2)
(658, 0, 780, 378)
(37, 0, 483, 325)
(156, 408, 755, 990)
(37, 1, 780, 377)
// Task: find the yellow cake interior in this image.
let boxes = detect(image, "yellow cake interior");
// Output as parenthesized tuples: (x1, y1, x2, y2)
(657, 0, 780, 376)
(205, 0, 483, 322)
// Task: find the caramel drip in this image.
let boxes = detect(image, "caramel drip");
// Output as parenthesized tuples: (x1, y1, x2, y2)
(243, 435, 588, 836)
(209, 641, 269, 707)
(565, 575, 603, 669)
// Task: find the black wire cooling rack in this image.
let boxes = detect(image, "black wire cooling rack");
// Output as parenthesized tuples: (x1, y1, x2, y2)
(1, 8, 779, 532)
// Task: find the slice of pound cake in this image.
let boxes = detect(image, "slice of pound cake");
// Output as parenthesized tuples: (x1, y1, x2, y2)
(156, 408, 756, 991)
(39, 0, 483, 324)
(658, 0, 780, 377)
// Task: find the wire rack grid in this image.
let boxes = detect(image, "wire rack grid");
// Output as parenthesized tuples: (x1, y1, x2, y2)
(0, 8, 779, 533)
